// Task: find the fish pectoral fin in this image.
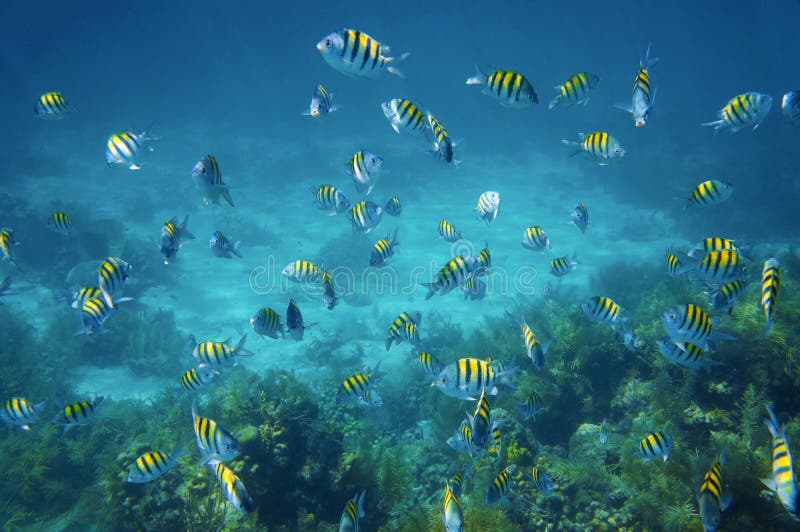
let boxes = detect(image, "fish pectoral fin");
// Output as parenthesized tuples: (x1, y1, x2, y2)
(129, 164, 141, 171)
(612, 102, 633, 114)
(760, 478, 777, 492)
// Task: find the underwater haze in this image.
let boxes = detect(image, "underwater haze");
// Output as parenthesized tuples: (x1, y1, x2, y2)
(1, 0, 800, 530)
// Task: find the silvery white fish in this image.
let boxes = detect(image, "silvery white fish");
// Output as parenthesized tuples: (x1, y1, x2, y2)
(209, 230, 242, 259)
(349, 200, 383, 234)
(105, 128, 157, 170)
(702, 92, 773, 134)
(192, 155, 234, 207)
(614, 43, 659, 127)
(339, 490, 366, 532)
(571, 202, 588, 232)
(316, 28, 409, 79)
(126, 444, 186, 483)
(302, 84, 341, 118)
(661, 304, 736, 351)
(312, 185, 350, 215)
(782, 91, 800, 127)
(432, 358, 517, 401)
(656, 337, 721, 372)
(160, 215, 195, 264)
(476, 191, 500, 225)
(381, 98, 431, 138)
(347, 150, 383, 196)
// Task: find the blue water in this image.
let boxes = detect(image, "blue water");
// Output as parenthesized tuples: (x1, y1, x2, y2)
(2, 0, 800, 529)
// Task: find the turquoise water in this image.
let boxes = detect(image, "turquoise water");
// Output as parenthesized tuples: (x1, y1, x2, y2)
(2, 1, 799, 530)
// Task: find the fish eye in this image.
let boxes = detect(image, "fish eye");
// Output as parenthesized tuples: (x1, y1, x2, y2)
(226, 443, 232, 450)
(669, 313, 676, 319)
(325, 39, 332, 47)
(370, 157, 376, 164)
(615, 148, 621, 153)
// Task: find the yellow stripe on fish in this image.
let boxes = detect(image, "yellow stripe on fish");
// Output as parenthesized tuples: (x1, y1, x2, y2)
(760, 258, 781, 337)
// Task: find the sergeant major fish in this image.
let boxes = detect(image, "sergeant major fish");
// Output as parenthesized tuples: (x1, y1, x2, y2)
(209, 230, 242, 258)
(516, 391, 544, 421)
(522, 226, 550, 252)
(657, 337, 721, 372)
(762, 404, 799, 518)
(384, 197, 402, 216)
(562, 132, 626, 164)
(47, 212, 72, 235)
(687, 237, 747, 258)
(582, 296, 630, 331)
(322, 270, 338, 310)
(422, 255, 471, 300)
(549, 72, 600, 110)
(782, 91, 800, 127)
(385, 310, 422, 351)
(312, 185, 350, 215)
(98, 256, 133, 308)
(77, 296, 129, 335)
(706, 280, 747, 315)
(698, 451, 732, 532)
(339, 490, 366, 532)
(531, 466, 556, 494)
(180, 367, 220, 392)
(34, 91, 75, 119)
(427, 112, 457, 164)
(347, 150, 383, 196)
(760, 258, 781, 338)
(381, 98, 431, 138)
(189, 334, 254, 367)
(250, 306, 285, 339)
(336, 363, 381, 406)
(208, 459, 253, 514)
(126, 444, 186, 483)
(370, 229, 399, 267)
(463, 272, 486, 301)
(684, 180, 734, 210)
(438, 220, 462, 243)
(468, 388, 495, 454)
(419, 351, 446, 378)
(634, 431, 674, 463)
(442, 482, 464, 532)
(515, 314, 550, 371)
(466, 67, 538, 107)
(571, 203, 589, 232)
(485, 465, 517, 504)
(52, 396, 104, 432)
(282, 260, 322, 284)
(550, 253, 579, 277)
(476, 191, 500, 225)
(615, 43, 659, 127)
(676, 250, 748, 284)
(302, 84, 341, 118)
(1, 397, 45, 430)
(105, 128, 157, 170)
(661, 303, 736, 351)
(316, 28, 409, 79)
(160, 215, 195, 264)
(432, 357, 517, 400)
(349, 200, 383, 234)
(702, 92, 773, 134)
(192, 155, 234, 207)
(191, 400, 240, 465)
(0, 228, 19, 266)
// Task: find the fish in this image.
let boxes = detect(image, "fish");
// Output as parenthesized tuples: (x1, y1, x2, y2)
(189, 334, 254, 368)
(516, 315, 550, 371)
(687, 237, 746, 258)
(562, 132, 626, 163)
(432, 357, 517, 401)
(634, 431, 674, 463)
(550, 253, 579, 277)
(702, 92, 773, 133)
(282, 260, 322, 284)
(349, 200, 383, 234)
(446, 419, 473, 454)
(438, 220, 462, 242)
(427, 113, 457, 164)
(127, 444, 185, 483)
(192, 155, 234, 207)
(571, 203, 589, 232)
(250, 306, 285, 339)
(661, 304, 736, 351)
(599, 419, 608, 446)
(473, 242, 492, 272)
(522, 226, 550, 252)
(359, 389, 383, 407)
(207, 459, 253, 514)
(615, 43, 659, 127)
(418, 351, 446, 378)
(78, 296, 130, 335)
(180, 367, 220, 392)
(476, 191, 500, 225)
(487, 424, 503, 463)
(347, 150, 383, 196)
(316, 28, 409, 79)
(684, 179, 734, 210)
(287, 299, 317, 341)
(191, 400, 240, 465)
(209, 230, 242, 258)
(0, 228, 19, 265)
(466, 66, 538, 107)
(622, 330, 645, 352)
(98, 257, 133, 308)
(485, 465, 517, 504)
(656, 337, 721, 372)
(312, 185, 351, 216)
(677, 250, 748, 284)
(706, 279, 747, 315)
(582, 296, 630, 331)
(422, 256, 472, 300)
(549, 72, 600, 109)
(385, 310, 421, 351)
(463, 272, 486, 301)
(531, 465, 556, 494)
(46, 212, 72, 235)
(698, 451, 732, 532)
(105, 129, 157, 170)
(302, 84, 341, 117)
(782, 91, 800, 127)
(760, 258, 781, 338)
(339, 490, 366, 532)
(0, 397, 45, 430)
(384, 197, 402, 216)
(34, 91, 74, 119)
(381, 98, 431, 138)
(666, 251, 684, 277)
(442, 482, 464, 532)
(160, 216, 195, 264)
(52, 396, 104, 431)
(468, 388, 494, 453)
(762, 404, 800, 518)
(0, 277, 17, 297)
(336, 363, 381, 406)
(516, 391, 544, 421)
(322, 270, 338, 310)
(450, 471, 464, 498)
(370, 229, 400, 267)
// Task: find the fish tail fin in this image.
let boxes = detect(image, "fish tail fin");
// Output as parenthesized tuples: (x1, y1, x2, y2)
(561, 138, 583, 157)
(641, 42, 660, 69)
(764, 404, 784, 439)
(385, 53, 409, 78)
(356, 490, 366, 518)
(232, 241, 243, 258)
(234, 334, 253, 356)
(180, 215, 196, 239)
(142, 122, 160, 142)
(220, 185, 235, 207)
(548, 95, 561, 110)
(701, 119, 725, 134)
(466, 65, 485, 85)
(760, 319, 772, 339)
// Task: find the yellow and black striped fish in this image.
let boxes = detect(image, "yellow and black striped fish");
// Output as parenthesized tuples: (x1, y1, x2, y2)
(98, 256, 133, 308)
(760, 258, 781, 338)
(71, 286, 102, 309)
(53, 396, 104, 431)
(679, 249, 747, 283)
(522, 226, 550, 252)
(302, 84, 341, 117)
(562, 131, 626, 163)
(476, 191, 500, 225)
(656, 337, 720, 371)
(312, 184, 350, 215)
(516, 391, 544, 420)
(634, 431, 674, 463)
(192, 154, 234, 206)
(581, 296, 629, 331)
(384, 196, 402, 216)
(469, 388, 493, 453)
(349, 200, 383, 234)
(531, 465, 556, 493)
(336, 363, 381, 405)
(703, 92, 773, 134)
(370, 228, 400, 268)
(685, 179, 734, 210)
(339, 490, 366, 531)
(127, 445, 185, 483)
(571, 202, 589, 232)
(105, 129, 156, 170)
(438, 219, 462, 242)
(34, 91, 74, 119)
(661, 303, 735, 351)
(467, 67, 538, 108)
(422, 255, 471, 300)
(386, 310, 422, 350)
(381, 98, 430, 137)
(46, 212, 72, 235)
(427, 113, 456, 164)
(442, 482, 464, 531)
(79, 296, 115, 335)
(517, 315, 549, 370)
(698, 451, 731, 531)
(160, 215, 195, 264)
(474, 241, 492, 271)
(549, 72, 600, 110)
(0, 228, 18, 265)
(485, 465, 517, 504)
(615, 44, 659, 126)
(317, 28, 409, 79)
(687, 237, 742, 258)
(250, 306, 285, 339)
(666, 251, 683, 277)
(550, 253, 578, 277)
(180, 367, 220, 392)
(707, 279, 747, 315)
(347, 150, 383, 196)
(191, 401, 240, 464)
(762, 404, 799, 517)
(0, 396, 44, 430)
(433, 357, 517, 400)
(190, 334, 253, 367)
(451, 471, 464, 498)
(418, 351, 445, 378)
(322, 270, 338, 310)
(208, 459, 254, 514)
(282, 260, 322, 284)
